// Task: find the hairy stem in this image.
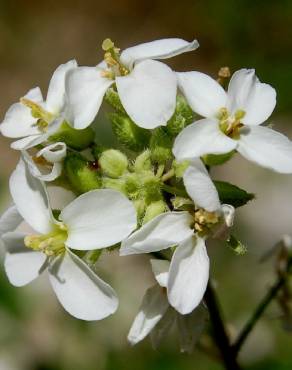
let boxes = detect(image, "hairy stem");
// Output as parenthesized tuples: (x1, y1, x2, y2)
(204, 281, 241, 370)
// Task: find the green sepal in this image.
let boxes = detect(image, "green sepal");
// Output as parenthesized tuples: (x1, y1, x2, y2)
(203, 151, 236, 166)
(134, 150, 152, 173)
(109, 113, 151, 152)
(166, 95, 195, 136)
(150, 128, 173, 164)
(104, 87, 126, 114)
(226, 234, 247, 255)
(214, 180, 254, 208)
(64, 152, 101, 194)
(49, 121, 95, 150)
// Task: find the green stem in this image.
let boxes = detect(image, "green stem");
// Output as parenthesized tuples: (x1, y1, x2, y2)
(161, 168, 175, 182)
(161, 184, 188, 197)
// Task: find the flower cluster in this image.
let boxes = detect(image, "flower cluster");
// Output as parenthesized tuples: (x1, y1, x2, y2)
(1, 37, 292, 351)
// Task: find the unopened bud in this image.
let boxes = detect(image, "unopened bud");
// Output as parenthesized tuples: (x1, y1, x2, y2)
(49, 121, 94, 150)
(109, 113, 150, 152)
(143, 200, 167, 224)
(150, 128, 173, 164)
(99, 149, 128, 178)
(134, 150, 152, 173)
(64, 153, 101, 194)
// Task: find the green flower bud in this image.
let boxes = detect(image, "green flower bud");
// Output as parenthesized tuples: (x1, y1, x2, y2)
(166, 95, 195, 136)
(104, 88, 126, 114)
(140, 174, 162, 203)
(49, 121, 95, 150)
(134, 150, 152, 173)
(226, 235, 247, 256)
(64, 153, 101, 194)
(150, 128, 173, 164)
(99, 149, 128, 178)
(143, 200, 167, 224)
(102, 177, 126, 194)
(109, 113, 150, 152)
(171, 196, 193, 210)
(124, 173, 141, 198)
(133, 199, 146, 223)
(173, 160, 190, 178)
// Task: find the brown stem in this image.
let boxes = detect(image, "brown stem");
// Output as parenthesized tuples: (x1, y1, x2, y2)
(204, 281, 241, 370)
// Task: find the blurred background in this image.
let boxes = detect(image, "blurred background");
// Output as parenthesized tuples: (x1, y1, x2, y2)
(0, 0, 292, 369)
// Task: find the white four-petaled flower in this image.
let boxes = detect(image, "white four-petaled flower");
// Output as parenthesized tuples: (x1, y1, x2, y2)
(65, 38, 199, 130)
(120, 159, 234, 315)
(0, 157, 137, 320)
(173, 69, 292, 173)
(0, 60, 77, 150)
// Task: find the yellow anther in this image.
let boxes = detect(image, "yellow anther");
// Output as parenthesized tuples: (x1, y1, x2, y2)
(24, 227, 67, 256)
(218, 108, 245, 140)
(20, 98, 54, 130)
(193, 209, 220, 236)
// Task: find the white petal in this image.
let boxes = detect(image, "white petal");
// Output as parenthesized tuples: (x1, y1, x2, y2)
(183, 159, 220, 212)
(49, 250, 118, 320)
(241, 82, 276, 126)
(47, 186, 76, 210)
(177, 304, 208, 353)
(177, 72, 227, 118)
(227, 69, 276, 125)
(9, 158, 53, 233)
(127, 285, 169, 345)
(227, 69, 256, 113)
(150, 259, 170, 287)
(37, 142, 67, 163)
(212, 204, 235, 240)
(120, 212, 193, 256)
(65, 67, 113, 129)
(61, 189, 137, 250)
(173, 118, 237, 160)
(0, 206, 22, 236)
(150, 307, 176, 349)
(11, 133, 46, 150)
(116, 60, 177, 129)
(221, 204, 235, 228)
(121, 38, 199, 69)
(3, 232, 47, 287)
(0, 87, 43, 138)
(10, 117, 62, 150)
(168, 236, 209, 315)
(46, 60, 77, 114)
(238, 125, 292, 173)
(22, 149, 63, 182)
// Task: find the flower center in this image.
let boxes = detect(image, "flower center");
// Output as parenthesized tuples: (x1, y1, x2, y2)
(218, 108, 245, 139)
(24, 224, 68, 256)
(100, 38, 130, 79)
(20, 98, 55, 133)
(192, 208, 220, 236)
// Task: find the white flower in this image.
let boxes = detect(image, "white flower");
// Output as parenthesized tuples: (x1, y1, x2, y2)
(1, 157, 137, 320)
(22, 142, 67, 182)
(0, 60, 77, 150)
(128, 259, 208, 352)
(173, 69, 292, 173)
(65, 38, 199, 130)
(120, 159, 234, 314)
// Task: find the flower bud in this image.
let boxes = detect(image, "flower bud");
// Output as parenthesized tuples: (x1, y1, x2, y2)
(102, 177, 126, 194)
(109, 113, 150, 152)
(49, 121, 95, 150)
(173, 160, 190, 178)
(64, 153, 101, 194)
(166, 95, 195, 136)
(104, 88, 126, 114)
(150, 128, 173, 164)
(143, 200, 167, 224)
(134, 150, 152, 173)
(99, 149, 128, 178)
